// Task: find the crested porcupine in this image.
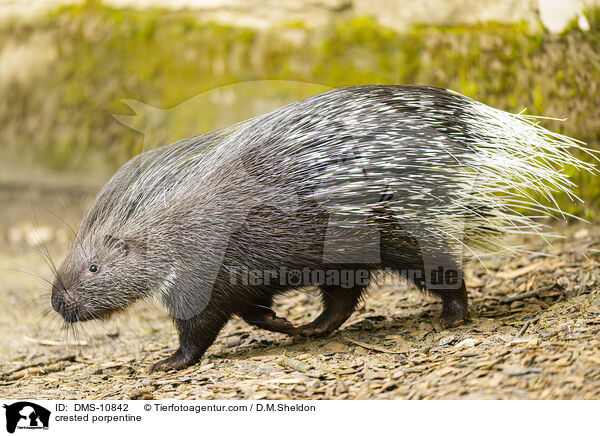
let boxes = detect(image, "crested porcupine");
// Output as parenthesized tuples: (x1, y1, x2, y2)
(50, 85, 595, 371)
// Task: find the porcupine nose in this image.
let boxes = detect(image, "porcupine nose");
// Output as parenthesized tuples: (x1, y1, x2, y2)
(51, 288, 64, 314)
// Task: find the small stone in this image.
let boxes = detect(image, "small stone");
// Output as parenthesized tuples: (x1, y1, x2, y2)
(306, 379, 321, 390)
(335, 381, 348, 394)
(392, 370, 405, 379)
(455, 338, 481, 348)
(364, 371, 386, 380)
(280, 357, 311, 372)
(129, 387, 155, 400)
(502, 366, 542, 376)
(438, 335, 456, 346)
(503, 366, 530, 376)
(224, 336, 242, 347)
(323, 342, 348, 353)
(306, 369, 325, 379)
(525, 303, 542, 312)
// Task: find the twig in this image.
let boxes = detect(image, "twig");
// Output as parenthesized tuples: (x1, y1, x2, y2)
(501, 284, 560, 304)
(495, 263, 540, 280)
(24, 336, 88, 346)
(4, 355, 76, 374)
(345, 337, 404, 354)
(517, 320, 532, 337)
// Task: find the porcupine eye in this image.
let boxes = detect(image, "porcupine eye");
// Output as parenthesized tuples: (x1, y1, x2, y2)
(89, 265, 99, 273)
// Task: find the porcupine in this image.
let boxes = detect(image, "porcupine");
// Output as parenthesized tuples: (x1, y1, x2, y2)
(50, 85, 595, 371)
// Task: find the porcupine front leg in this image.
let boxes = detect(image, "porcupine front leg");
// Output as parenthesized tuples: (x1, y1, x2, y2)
(151, 302, 232, 372)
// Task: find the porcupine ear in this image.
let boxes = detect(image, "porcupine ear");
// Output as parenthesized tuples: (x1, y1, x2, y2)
(104, 234, 130, 256)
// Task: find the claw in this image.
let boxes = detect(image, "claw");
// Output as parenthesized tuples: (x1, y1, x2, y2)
(150, 350, 199, 372)
(433, 310, 469, 332)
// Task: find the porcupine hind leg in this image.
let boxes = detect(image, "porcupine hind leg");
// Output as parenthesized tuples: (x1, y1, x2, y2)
(293, 284, 366, 337)
(240, 285, 365, 337)
(407, 266, 468, 330)
(379, 220, 468, 330)
(427, 279, 469, 331)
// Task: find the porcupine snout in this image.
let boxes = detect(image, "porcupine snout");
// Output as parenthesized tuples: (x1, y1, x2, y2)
(51, 281, 83, 323)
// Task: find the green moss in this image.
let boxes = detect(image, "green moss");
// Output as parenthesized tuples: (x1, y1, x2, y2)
(585, 7, 600, 31)
(0, 2, 599, 217)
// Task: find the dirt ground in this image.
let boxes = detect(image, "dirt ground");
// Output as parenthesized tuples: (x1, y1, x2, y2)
(1, 185, 600, 400)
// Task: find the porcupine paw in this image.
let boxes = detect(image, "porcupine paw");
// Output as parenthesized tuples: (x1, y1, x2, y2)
(433, 307, 469, 332)
(294, 316, 343, 338)
(256, 312, 296, 335)
(150, 349, 199, 372)
(296, 325, 334, 338)
(242, 307, 299, 335)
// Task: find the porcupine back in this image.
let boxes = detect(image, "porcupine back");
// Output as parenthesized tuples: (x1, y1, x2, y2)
(194, 85, 594, 263)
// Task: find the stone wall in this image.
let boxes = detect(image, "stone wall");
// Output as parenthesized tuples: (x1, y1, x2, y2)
(1, 0, 599, 32)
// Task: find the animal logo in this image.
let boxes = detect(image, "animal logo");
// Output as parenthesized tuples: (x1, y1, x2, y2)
(2, 402, 50, 434)
(114, 80, 333, 151)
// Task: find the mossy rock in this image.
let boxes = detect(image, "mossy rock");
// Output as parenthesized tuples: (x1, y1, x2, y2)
(0, 1, 598, 216)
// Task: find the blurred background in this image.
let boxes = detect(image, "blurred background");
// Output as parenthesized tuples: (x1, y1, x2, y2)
(1, 0, 599, 206)
(1, 0, 599, 370)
